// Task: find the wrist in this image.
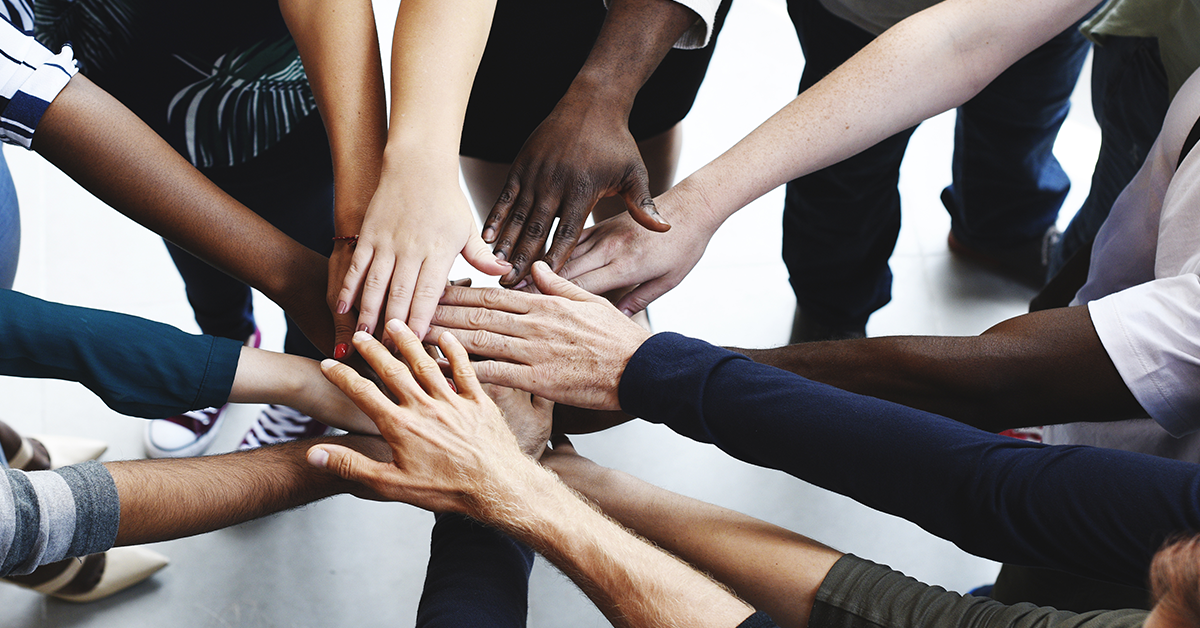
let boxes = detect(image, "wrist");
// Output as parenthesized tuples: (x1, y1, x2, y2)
(658, 175, 728, 235)
(563, 72, 637, 117)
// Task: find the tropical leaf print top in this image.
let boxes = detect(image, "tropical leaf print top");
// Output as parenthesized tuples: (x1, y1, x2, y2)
(32, 0, 318, 169)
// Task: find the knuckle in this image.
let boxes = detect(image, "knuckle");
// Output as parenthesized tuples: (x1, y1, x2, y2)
(479, 289, 507, 309)
(466, 308, 491, 328)
(524, 221, 546, 238)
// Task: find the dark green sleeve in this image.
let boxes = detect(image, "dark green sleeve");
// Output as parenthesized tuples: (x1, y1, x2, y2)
(0, 289, 240, 418)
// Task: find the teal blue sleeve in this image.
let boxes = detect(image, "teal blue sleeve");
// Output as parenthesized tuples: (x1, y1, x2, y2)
(0, 289, 240, 418)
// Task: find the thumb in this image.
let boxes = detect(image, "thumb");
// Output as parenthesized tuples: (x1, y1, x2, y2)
(622, 164, 670, 233)
(463, 232, 512, 276)
(614, 276, 673, 317)
(308, 444, 385, 486)
(530, 261, 604, 303)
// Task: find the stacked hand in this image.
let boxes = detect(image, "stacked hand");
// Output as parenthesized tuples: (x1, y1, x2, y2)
(333, 164, 511, 353)
(430, 261, 652, 410)
(482, 95, 670, 288)
(308, 321, 532, 516)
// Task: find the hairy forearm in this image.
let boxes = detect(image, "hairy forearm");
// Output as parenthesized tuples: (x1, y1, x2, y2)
(732, 306, 1143, 431)
(32, 75, 334, 348)
(280, 0, 387, 233)
(477, 462, 754, 628)
(567, 0, 699, 114)
(670, 0, 1094, 226)
(108, 435, 384, 546)
(553, 460, 837, 628)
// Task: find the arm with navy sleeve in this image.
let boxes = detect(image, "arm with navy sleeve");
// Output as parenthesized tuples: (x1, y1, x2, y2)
(619, 333, 1200, 589)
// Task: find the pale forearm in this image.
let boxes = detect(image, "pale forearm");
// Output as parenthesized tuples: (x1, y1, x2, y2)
(670, 0, 1094, 225)
(228, 348, 379, 434)
(280, 0, 388, 233)
(386, 0, 495, 156)
(732, 306, 1143, 431)
(477, 464, 754, 628)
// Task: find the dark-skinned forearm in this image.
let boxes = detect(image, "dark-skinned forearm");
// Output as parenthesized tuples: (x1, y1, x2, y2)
(32, 74, 335, 350)
(732, 306, 1144, 431)
(108, 435, 388, 546)
(567, 0, 699, 113)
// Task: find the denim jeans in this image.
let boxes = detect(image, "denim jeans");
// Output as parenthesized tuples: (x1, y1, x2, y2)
(164, 115, 334, 359)
(782, 0, 1090, 329)
(0, 149, 21, 292)
(1048, 36, 1169, 276)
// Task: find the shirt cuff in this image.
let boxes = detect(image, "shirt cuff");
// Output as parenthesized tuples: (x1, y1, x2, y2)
(0, 40, 78, 149)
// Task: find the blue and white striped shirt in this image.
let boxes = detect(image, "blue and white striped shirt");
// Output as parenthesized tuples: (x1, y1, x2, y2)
(0, 12, 76, 149)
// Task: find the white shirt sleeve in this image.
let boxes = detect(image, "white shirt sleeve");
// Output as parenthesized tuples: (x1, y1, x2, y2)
(0, 17, 78, 149)
(1088, 275, 1200, 437)
(603, 0, 723, 49)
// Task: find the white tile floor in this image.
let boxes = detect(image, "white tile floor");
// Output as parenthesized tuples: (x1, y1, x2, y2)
(0, 0, 1100, 625)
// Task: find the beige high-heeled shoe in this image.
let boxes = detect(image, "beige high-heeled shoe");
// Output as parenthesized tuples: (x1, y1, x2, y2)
(7, 547, 170, 603)
(8, 435, 108, 470)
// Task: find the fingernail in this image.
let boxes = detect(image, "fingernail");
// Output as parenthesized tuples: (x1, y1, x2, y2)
(307, 448, 329, 468)
(512, 278, 529, 290)
(354, 330, 372, 342)
(382, 337, 396, 353)
(494, 250, 506, 261)
(620, 308, 634, 317)
(651, 211, 670, 227)
(357, 323, 369, 333)
(336, 300, 349, 315)
(482, 228, 495, 242)
(386, 319, 403, 333)
(497, 259, 512, 267)
(534, 261, 550, 272)
(334, 343, 349, 359)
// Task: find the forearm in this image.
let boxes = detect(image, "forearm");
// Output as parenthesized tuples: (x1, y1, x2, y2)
(566, 0, 699, 116)
(477, 462, 754, 628)
(0, 289, 240, 418)
(668, 0, 1093, 226)
(385, 0, 495, 162)
(280, 0, 387, 234)
(228, 348, 379, 434)
(551, 459, 837, 628)
(732, 306, 1143, 431)
(621, 333, 1200, 587)
(108, 435, 382, 546)
(32, 75, 335, 349)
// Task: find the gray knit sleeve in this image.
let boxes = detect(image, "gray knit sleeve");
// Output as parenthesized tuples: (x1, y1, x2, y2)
(0, 461, 119, 576)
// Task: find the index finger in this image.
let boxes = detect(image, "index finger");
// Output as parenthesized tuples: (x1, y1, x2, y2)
(321, 358, 412, 444)
(438, 285, 536, 314)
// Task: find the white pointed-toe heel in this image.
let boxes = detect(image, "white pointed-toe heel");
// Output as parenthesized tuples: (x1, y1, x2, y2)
(14, 435, 109, 470)
(32, 547, 170, 603)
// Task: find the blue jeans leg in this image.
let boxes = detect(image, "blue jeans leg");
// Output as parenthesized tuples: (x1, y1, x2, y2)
(783, 0, 912, 330)
(0, 150, 21, 291)
(415, 513, 534, 627)
(1048, 36, 1169, 275)
(942, 17, 1091, 253)
(164, 115, 334, 359)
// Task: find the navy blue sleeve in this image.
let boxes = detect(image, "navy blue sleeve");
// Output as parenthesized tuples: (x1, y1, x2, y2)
(0, 289, 241, 418)
(619, 332, 1200, 588)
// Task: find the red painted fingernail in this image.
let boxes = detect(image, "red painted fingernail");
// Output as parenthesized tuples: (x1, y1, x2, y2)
(334, 343, 349, 359)
(336, 300, 349, 315)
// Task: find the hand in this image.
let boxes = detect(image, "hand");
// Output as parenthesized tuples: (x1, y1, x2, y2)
(559, 196, 715, 316)
(484, 384, 553, 458)
(430, 261, 652, 411)
(307, 320, 533, 516)
(334, 163, 511, 341)
(482, 96, 669, 287)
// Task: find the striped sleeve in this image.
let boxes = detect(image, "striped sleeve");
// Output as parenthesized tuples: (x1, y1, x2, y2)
(0, 16, 77, 149)
(0, 462, 119, 576)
